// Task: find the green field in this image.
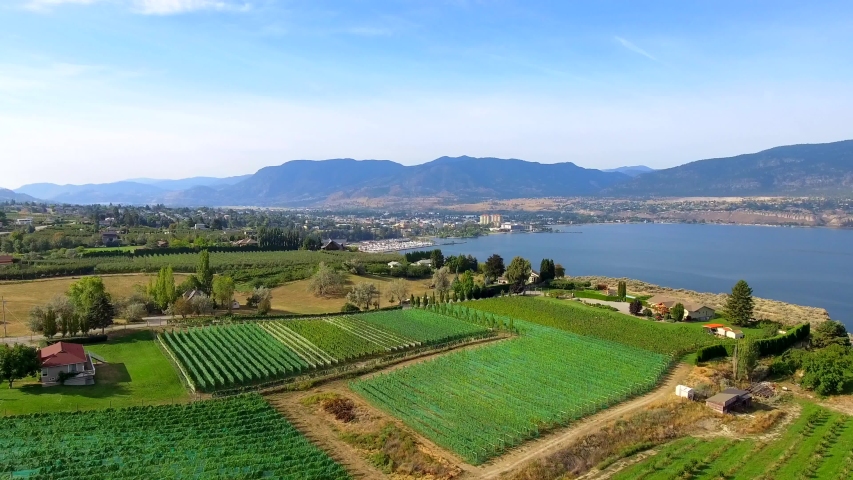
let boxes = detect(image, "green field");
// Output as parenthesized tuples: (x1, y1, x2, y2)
(0, 249, 401, 283)
(466, 296, 729, 355)
(360, 309, 490, 344)
(0, 394, 351, 479)
(612, 403, 853, 480)
(161, 324, 310, 390)
(351, 320, 670, 464)
(0, 331, 188, 416)
(162, 311, 489, 391)
(285, 319, 388, 361)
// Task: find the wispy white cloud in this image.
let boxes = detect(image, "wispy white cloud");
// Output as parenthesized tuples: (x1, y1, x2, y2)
(23, 0, 103, 12)
(614, 36, 657, 62)
(23, 0, 250, 14)
(132, 0, 250, 15)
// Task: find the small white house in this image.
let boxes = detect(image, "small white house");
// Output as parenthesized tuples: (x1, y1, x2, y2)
(15, 218, 33, 226)
(231, 300, 241, 310)
(414, 259, 432, 267)
(720, 327, 744, 339)
(675, 385, 695, 400)
(388, 261, 402, 268)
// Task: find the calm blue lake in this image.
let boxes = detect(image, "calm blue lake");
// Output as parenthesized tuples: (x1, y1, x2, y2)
(434, 223, 853, 328)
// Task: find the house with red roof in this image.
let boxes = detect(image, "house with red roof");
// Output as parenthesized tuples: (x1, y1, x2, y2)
(39, 342, 96, 386)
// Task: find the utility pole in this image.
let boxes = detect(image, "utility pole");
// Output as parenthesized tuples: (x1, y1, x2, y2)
(1, 296, 6, 339)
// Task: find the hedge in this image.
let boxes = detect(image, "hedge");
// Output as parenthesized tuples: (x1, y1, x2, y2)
(80, 245, 297, 258)
(694, 323, 810, 362)
(46, 334, 109, 345)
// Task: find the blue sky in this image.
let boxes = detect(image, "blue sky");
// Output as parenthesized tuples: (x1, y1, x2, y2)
(2, 0, 852, 187)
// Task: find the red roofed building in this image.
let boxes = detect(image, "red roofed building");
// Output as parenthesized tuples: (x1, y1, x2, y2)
(39, 342, 96, 386)
(0, 255, 13, 267)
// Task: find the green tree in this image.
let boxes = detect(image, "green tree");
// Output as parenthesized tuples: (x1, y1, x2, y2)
(149, 266, 177, 312)
(505, 256, 532, 288)
(539, 259, 555, 282)
(0, 344, 40, 388)
(196, 250, 213, 295)
(554, 263, 565, 278)
(68, 277, 114, 334)
(670, 303, 685, 322)
(617, 281, 627, 300)
(800, 345, 853, 396)
(725, 280, 754, 326)
(483, 254, 505, 284)
(732, 337, 758, 381)
(347, 282, 379, 311)
(430, 249, 445, 269)
(212, 275, 236, 312)
(308, 262, 345, 297)
(811, 320, 851, 349)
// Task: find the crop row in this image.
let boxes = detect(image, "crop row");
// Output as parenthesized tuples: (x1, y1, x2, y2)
(351, 320, 670, 464)
(161, 324, 308, 390)
(283, 319, 388, 361)
(613, 404, 853, 480)
(465, 296, 724, 355)
(360, 309, 491, 344)
(0, 395, 350, 479)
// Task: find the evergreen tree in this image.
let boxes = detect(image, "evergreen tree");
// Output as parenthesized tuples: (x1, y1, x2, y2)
(725, 280, 754, 326)
(617, 281, 627, 299)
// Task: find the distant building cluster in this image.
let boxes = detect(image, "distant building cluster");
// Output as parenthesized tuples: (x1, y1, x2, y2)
(479, 213, 502, 226)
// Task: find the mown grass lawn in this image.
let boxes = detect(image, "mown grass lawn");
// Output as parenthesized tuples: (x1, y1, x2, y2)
(0, 330, 189, 416)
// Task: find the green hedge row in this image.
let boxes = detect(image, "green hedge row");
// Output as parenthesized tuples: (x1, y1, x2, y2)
(695, 323, 810, 362)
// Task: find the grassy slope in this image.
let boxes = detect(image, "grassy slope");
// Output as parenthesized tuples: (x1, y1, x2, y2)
(0, 330, 188, 415)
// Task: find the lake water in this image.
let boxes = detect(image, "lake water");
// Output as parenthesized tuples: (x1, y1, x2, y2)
(433, 224, 853, 328)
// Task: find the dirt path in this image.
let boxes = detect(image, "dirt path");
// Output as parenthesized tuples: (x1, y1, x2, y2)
(267, 393, 387, 479)
(471, 362, 692, 479)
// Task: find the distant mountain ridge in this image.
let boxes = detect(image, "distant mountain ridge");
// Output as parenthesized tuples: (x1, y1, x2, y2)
(606, 140, 853, 196)
(10, 140, 853, 206)
(0, 188, 37, 202)
(163, 156, 629, 206)
(15, 175, 251, 205)
(603, 165, 655, 177)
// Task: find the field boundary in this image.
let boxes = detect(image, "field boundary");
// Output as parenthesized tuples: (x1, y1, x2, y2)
(155, 333, 197, 394)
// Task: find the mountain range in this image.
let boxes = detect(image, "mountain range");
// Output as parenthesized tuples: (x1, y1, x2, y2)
(7, 140, 853, 206)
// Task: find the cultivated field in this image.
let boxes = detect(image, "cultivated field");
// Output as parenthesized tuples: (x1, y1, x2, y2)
(612, 403, 853, 480)
(161, 310, 490, 391)
(0, 395, 351, 479)
(466, 296, 728, 355)
(351, 320, 671, 465)
(0, 331, 188, 416)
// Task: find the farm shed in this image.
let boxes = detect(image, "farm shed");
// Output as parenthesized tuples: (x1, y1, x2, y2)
(706, 388, 752, 413)
(675, 385, 695, 399)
